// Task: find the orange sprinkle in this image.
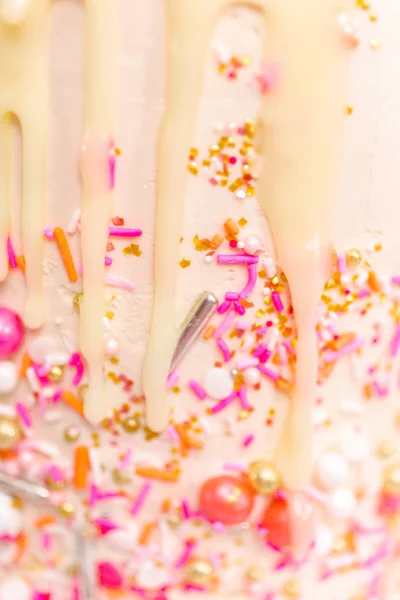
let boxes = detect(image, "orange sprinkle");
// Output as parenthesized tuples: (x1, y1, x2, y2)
(368, 270, 381, 292)
(135, 466, 180, 482)
(35, 515, 57, 529)
(54, 227, 78, 283)
(204, 325, 216, 340)
(211, 234, 223, 248)
(20, 352, 32, 378)
(61, 391, 84, 416)
(73, 446, 91, 490)
(13, 533, 27, 564)
(224, 219, 239, 235)
(138, 522, 155, 546)
(161, 498, 172, 513)
(16, 255, 25, 273)
(175, 424, 204, 456)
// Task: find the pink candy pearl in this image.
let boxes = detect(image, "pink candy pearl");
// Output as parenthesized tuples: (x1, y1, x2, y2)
(243, 235, 263, 256)
(0, 307, 24, 360)
(244, 367, 260, 386)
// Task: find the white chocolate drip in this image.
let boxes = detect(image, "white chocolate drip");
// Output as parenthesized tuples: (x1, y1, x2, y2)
(0, 1, 116, 421)
(144, 0, 354, 495)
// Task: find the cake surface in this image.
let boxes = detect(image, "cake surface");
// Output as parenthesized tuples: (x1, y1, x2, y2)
(0, 1, 400, 599)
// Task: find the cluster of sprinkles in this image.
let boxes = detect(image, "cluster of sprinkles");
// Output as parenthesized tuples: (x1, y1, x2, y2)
(0, 3, 398, 600)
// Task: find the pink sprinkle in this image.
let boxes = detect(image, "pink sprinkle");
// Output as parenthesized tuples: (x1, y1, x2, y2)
(233, 300, 246, 315)
(258, 364, 279, 382)
(391, 324, 400, 357)
(229, 240, 237, 248)
(42, 532, 51, 551)
(94, 518, 119, 536)
(217, 254, 258, 265)
(130, 482, 152, 516)
(229, 157, 237, 165)
(32, 363, 49, 387)
(239, 263, 257, 299)
(217, 300, 231, 315)
(109, 227, 142, 238)
(254, 343, 268, 358)
(243, 434, 255, 447)
(271, 291, 284, 312)
(98, 562, 123, 589)
(167, 370, 179, 388)
(181, 500, 191, 519)
(15, 402, 32, 428)
(225, 292, 239, 301)
(188, 380, 207, 400)
(119, 449, 132, 470)
(43, 227, 54, 240)
(175, 539, 197, 568)
(211, 391, 237, 414)
(358, 288, 370, 298)
(324, 338, 364, 364)
(33, 593, 51, 600)
(105, 273, 134, 291)
(214, 309, 235, 338)
(217, 337, 231, 362)
(184, 584, 206, 592)
(109, 151, 116, 189)
(69, 353, 84, 386)
(105, 256, 112, 266)
(337, 252, 347, 274)
(257, 60, 280, 94)
(238, 386, 251, 410)
(166, 425, 180, 442)
(235, 320, 250, 331)
(7, 237, 17, 268)
(237, 357, 259, 370)
(392, 276, 400, 285)
(223, 462, 246, 472)
(277, 344, 288, 366)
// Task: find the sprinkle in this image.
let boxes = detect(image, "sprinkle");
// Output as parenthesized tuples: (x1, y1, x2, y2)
(271, 291, 284, 312)
(217, 254, 258, 265)
(15, 402, 32, 428)
(189, 380, 207, 400)
(337, 252, 347, 274)
(224, 219, 239, 235)
(16, 255, 25, 273)
(214, 309, 235, 338)
(180, 258, 191, 269)
(204, 325, 216, 340)
(257, 61, 280, 94)
(240, 263, 258, 299)
(175, 539, 197, 568)
(211, 391, 237, 414)
(243, 434, 255, 447)
(69, 353, 84, 386)
(66, 209, 81, 234)
(138, 522, 155, 546)
(109, 148, 116, 189)
(237, 357, 259, 370)
(7, 237, 17, 268)
(53, 227, 78, 283)
(105, 256, 112, 266)
(167, 370, 179, 389)
(61, 391, 84, 416)
(105, 273, 134, 291)
(258, 364, 280, 382)
(324, 338, 364, 364)
(130, 482, 152, 516)
(35, 515, 57, 529)
(390, 324, 400, 357)
(43, 226, 54, 239)
(108, 227, 142, 238)
(181, 500, 191, 519)
(223, 462, 246, 471)
(20, 353, 33, 378)
(26, 367, 40, 393)
(73, 446, 91, 490)
(135, 466, 180, 482)
(217, 337, 231, 362)
(238, 386, 251, 410)
(211, 234, 223, 248)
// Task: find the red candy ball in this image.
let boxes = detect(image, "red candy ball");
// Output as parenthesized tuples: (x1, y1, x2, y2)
(199, 475, 255, 525)
(261, 496, 291, 550)
(0, 307, 24, 360)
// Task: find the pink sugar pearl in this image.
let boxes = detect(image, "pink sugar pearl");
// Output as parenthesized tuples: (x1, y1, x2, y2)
(243, 235, 263, 256)
(0, 307, 24, 360)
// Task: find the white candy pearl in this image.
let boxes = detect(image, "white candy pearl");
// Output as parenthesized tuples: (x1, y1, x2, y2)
(243, 235, 263, 256)
(204, 367, 233, 400)
(0, 578, 30, 600)
(340, 429, 370, 462)
(0, 361, 18, 395)
(105, 337, 119, 356)
(243, 367, 260, 386)
(315, 451, 349, 490)
(329, 488, 356, 519)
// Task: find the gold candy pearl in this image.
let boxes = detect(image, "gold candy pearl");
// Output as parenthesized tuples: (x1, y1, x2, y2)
(48, 365, 64, 382)
(377, 440, 396, 459)
(0, 416, 22, 450)
(246, 566, 263, 582)
(283, 578, 301, 598)
(121, 415, 140, 434)
(166, 514, 182, 529)
(248, 460, 280, 495)
(77, 384, 88, 402)
(112, 468, 131, 485)
(58, 501, 76, 518)
(345, 248, 362, 268)
(383, 464, 400, 495)
(184, 558, 213, 586)
(64, 426, 81, 444)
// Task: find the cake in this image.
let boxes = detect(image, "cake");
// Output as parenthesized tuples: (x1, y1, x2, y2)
(0, 0, 399, 598)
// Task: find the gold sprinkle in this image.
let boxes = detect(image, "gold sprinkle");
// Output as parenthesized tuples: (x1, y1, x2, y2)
(112, 468, 131, 485)
(370, 37, 381, 50)
(105, 311, 114, 320)
(246, 566, 263, 582)
(124, 244, 142, 257)
(58, 502, 76, 518)
(377, 440, 397, 459)
(283, 579, 301, 597)
(238, 217, 248, 227)
(180, 258, 191, 269)
(356, 0, 370, 8)
(345, 105, 354, 115)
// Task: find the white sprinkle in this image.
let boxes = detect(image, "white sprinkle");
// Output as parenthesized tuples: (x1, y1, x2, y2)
(26, 367, 40, 393)
(66, 209, 82, 234)
(315, 451, 349, 491)
(89, 448, 102, 486)
(329, 488, 357, 519)
(28, 440, 59, 458)
(46, 353, 69, 366)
